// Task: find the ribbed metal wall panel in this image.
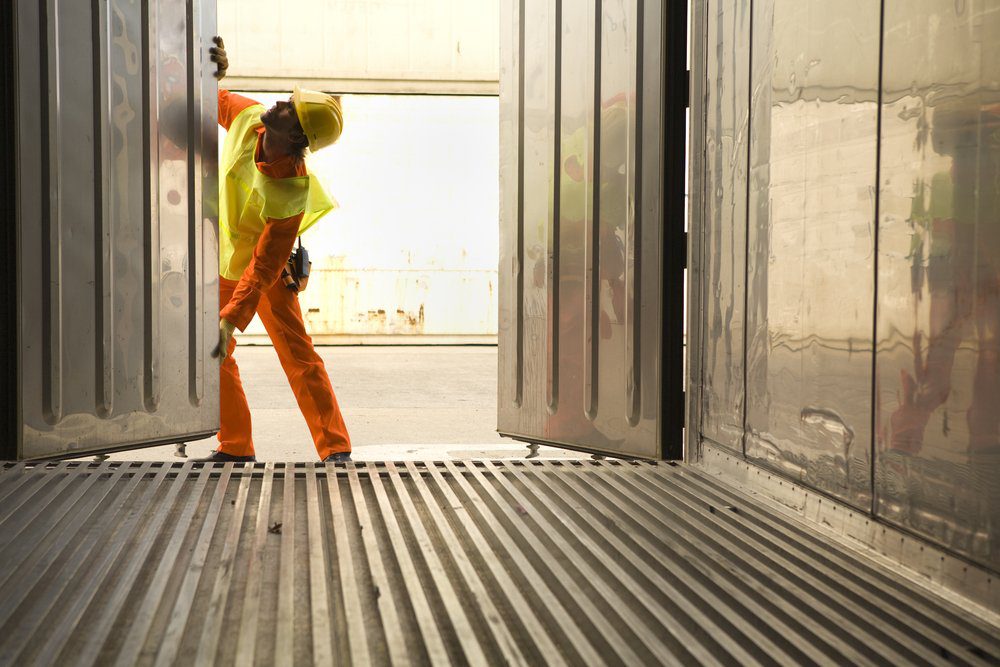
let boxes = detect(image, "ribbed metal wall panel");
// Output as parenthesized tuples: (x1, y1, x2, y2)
(11, 0, 220, 459)
(699, 0, 750, 454)
(0, 461, 995, 665)
(498, 0, 687, 459)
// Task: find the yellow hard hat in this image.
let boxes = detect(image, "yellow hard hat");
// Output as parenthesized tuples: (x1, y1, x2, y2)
(292, 86, 343, 151)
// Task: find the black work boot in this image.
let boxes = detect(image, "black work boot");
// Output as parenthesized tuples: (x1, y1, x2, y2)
(193, 450, 257, 463)
(323, 452, 352, 463)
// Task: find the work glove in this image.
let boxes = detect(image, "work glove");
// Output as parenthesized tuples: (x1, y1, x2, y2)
(210, 36, 228, 80)
(212, 318, 237, 361)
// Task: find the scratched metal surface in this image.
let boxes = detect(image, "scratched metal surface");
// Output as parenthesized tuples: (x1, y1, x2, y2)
(0, 460, 995, 666)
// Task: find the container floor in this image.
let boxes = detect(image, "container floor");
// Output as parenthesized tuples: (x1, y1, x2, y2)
(0, 460, 996, 665)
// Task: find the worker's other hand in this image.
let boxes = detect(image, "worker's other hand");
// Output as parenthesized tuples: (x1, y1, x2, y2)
(210, 36, 228, 80)
(212, 318, 237, 361)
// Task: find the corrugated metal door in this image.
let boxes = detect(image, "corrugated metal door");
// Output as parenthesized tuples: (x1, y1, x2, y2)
(498, 0, 687, 459)
(8, 0, 219, 460)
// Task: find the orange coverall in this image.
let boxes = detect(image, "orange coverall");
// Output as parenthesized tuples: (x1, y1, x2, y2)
(216, 90, 351, 459)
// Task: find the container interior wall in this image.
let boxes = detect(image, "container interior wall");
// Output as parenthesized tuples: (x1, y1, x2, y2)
(875, 0, 1000, 574)
(498, 0, 681, 459)
(744, 0, 879, 509)
(695, 0, 1000, 572)
(699, 0, 749, 454)
(12, 0, 220, 460)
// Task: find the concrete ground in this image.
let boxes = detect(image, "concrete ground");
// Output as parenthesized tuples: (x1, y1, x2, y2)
(106, 346, 585, 462)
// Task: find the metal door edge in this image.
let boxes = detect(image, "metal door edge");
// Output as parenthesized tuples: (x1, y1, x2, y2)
(1, 0, 19, 463)
(497, 431, 659, 462)
(19, 430, 218, 462)
(684, 0, 709, 464)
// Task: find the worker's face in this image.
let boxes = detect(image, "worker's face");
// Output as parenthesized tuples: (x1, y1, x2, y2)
(261, 97, 304, 142)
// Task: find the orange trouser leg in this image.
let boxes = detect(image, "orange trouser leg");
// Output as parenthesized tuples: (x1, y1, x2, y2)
(257, 279, 351, 459)
(217, 277, 255, 456)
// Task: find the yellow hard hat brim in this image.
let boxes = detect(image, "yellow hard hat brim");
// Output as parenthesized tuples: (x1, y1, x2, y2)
(292, 85, 307, 130)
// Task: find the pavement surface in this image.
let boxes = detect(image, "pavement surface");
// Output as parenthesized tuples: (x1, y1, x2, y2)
(104, 345, 585, 462)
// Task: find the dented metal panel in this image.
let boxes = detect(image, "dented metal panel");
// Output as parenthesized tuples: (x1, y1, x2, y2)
(12, 0, 219, 459)
(499, 0, 682, 459)
(0, 460, 995, 665)
(744, 0, 879, 508)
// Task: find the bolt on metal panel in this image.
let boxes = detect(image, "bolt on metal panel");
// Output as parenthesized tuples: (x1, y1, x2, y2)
(12, 0, 219, 459)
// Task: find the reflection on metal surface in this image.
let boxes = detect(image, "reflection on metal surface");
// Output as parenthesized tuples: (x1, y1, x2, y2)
(694, 0, 1000, 571)
(13, 0, 219, 459)
(876, 1, 1000, 572)
(499, 0, 667, 458)
(701, 0, 750, 452)
(561, 0, 596, 426)
(744, 0, 879, 507)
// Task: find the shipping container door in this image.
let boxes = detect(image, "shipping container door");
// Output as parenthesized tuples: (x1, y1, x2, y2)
(4, 0, 220, 460)
(498, 0, 687, 459)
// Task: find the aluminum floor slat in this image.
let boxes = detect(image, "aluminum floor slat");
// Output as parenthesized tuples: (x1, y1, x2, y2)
(0, 461, 995, 666)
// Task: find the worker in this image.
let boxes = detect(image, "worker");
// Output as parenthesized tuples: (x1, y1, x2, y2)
(197, 36, 352, 463)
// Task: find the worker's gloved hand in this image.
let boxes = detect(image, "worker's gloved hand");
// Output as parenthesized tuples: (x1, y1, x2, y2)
(212, 318, 237, 361)
(210, 36, 228, 80)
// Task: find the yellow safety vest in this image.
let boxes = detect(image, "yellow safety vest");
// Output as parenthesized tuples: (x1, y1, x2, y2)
(218, 105, 336, 281)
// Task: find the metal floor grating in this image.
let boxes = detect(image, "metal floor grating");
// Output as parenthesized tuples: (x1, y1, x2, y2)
(0, 460, 996, 666)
